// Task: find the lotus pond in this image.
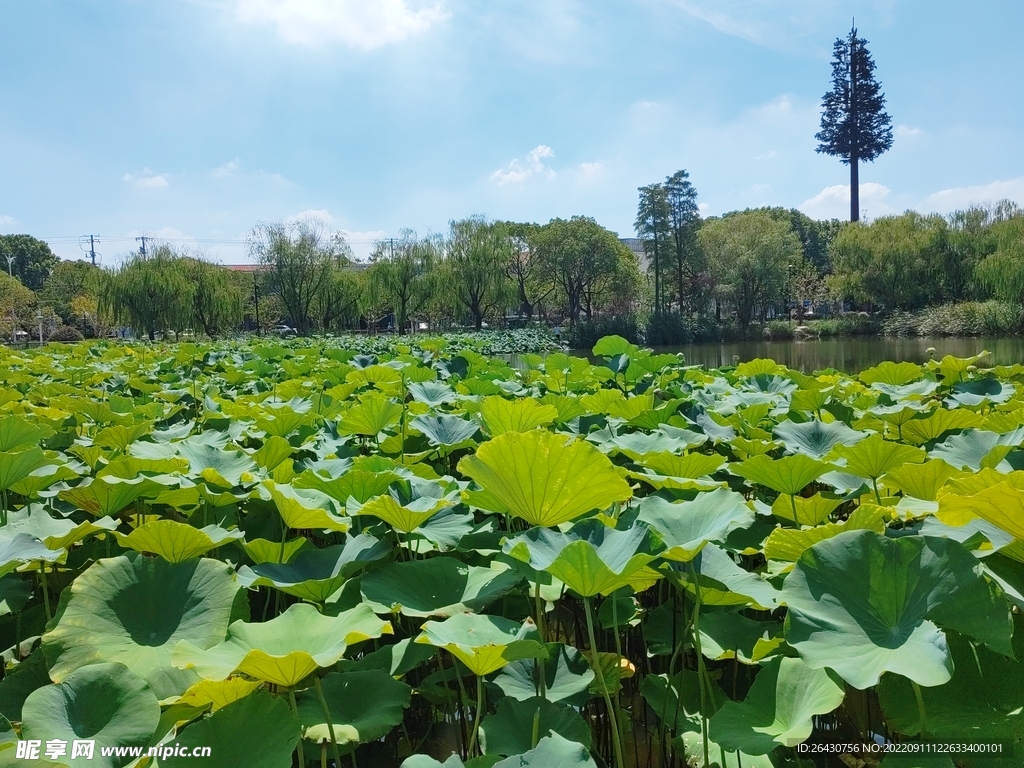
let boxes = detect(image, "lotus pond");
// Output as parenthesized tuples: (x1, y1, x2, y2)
(0, 336, 1020, 768)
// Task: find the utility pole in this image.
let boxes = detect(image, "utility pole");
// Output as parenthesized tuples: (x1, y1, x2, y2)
(136, 236, 151, 256)
(80, 235, 100, 266)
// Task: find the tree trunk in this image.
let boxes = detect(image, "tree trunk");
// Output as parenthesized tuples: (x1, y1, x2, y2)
(850, 153, 860, 222)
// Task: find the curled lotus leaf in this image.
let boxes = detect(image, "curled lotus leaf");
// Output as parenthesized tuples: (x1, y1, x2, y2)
(636, 488, 753, 562)
(415, 613, 547, 676)
(172, 603, 391, 687)
(459, 430, 631, 527)
(503, 519, 663, 597)
(1, 506, 117, 551)
(781, 529, 1013, 689)
(357, 478, 461, 533)
(261, 480, 349, 533)
(113, 520, 243, 563)
(730, 453, 829, 496)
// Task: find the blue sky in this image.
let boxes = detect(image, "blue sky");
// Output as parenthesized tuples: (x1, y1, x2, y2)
(1, 0, 1023, 263)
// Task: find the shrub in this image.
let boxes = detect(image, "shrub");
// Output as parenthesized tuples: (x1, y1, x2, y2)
(567, 315, 643, 349)
(881, 301, 1024, 337)
(48, 325, 85, 342)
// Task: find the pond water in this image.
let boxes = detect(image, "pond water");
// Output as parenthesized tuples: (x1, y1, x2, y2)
(650, 336, 1024, 374)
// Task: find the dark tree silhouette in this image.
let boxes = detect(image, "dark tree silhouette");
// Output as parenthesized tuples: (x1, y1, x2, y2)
(815, 24, 894, 222)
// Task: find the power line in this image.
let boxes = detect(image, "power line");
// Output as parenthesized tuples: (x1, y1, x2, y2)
(79, 235, 100, 266)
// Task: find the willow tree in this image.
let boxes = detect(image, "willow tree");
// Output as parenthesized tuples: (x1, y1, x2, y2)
(101, 246, 192, 340)
(976, 217, 1024, 306)
(367, 231, 439, 334)
(446, 217, 514, 330)
(248, 217, 352, 334)
(816, 25, 894, 222)
(180, 257, 245, 338)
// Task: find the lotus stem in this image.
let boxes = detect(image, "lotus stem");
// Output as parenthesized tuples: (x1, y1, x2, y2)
(533, 580, 547, 700)
(688, 562, 711, 768)
(584, 596, 625, 768)
(789, 494, 802, 528)
(287, 688, 305, 766)
(313, 676, 344, 768)
(40, 562, 52, 622)
(911, 681, 928, 738)
(531, 702, 541, 749)
(872, 478, 882, 505)
(452, 657, 472, 758)
(467, 675, 485, 757)
(321, 742, 327, 768)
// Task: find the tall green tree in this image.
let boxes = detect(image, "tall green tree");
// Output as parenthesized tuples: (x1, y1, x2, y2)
(503, 222, 553, 320)
(101, 246, 193, 340)
(367, 231, 439, 334)
(635, 184, 671, 313)
(815, 25, 894, 222)
(663, 170, 704, 314)
(40, 260, 101, 326)
(248, 217, 351, 334)
(975, 216, 1024, 305)
(180, 257, 245, 338)
(700, 211, 802, 327)
(0, 235, 60, 290)
(446, 217, 514, 330)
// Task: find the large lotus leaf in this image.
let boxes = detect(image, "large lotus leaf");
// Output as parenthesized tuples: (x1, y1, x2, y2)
(0, 448, 49, 492)
(773, 419, 866, 460)
(697, 610, 783, 664)
(492, 643, 594, 705)
(479, 396, 558, 436)
(357, 479, 460, 533)
(295, 468, 397, 506)
(0, 534, 62, 577)
(339, 395, 403, 436)
(0, 415, 54, 452)
(641, 670, 727, 733)
(636, 488, 753, 562)
(415, 613, 546, 676)
(708, 657, 844, 754)
(764, 504, 888, 562)
(503, 519, 663, 597)
(929, 429, 1012, 472)
(242, 536, 310, 565)
(859, 361, 925, 386)
(479, 696, 591, 756)
(9, 461, 83, 498)
(730, 454, 829, 496)
(411, 414, 480, 447)
(175, 442, 258, 488)
(43, 556, 245, 699)
(948, 377, 1014, 407)
(459, 430, 631, 527)
(635, 451, 726, 479)
(883, 459, 960, 501)
(781, 530, 1013, 689)
(240, 534, 389, 602)
(900, 408, 982, 446)
(58, 475, 156, 517)
(593, 427, 707, 459)
(172, 603, 391, 687)
(296, 670, 411, 745)
(877, 623, 1024, 746)
(487, 733, 597, 768)
(401, 756, 466, 768)
(937, 481, 1024, 539)
(262, 480, 349, 533)
(159, 689, 299, 768)
(113, 520, 243, 562)
(408, 380, 457, 406)
(361, 557, 521, 617)
(828, 433, 926, 480)
(1, 507, 117, 551)
(671, 543, 780, 609)
(21, 663, 160, 768)
(176, 677, 262, 712)
(675, 731, 776, 768)
(770, 492, 843, 527)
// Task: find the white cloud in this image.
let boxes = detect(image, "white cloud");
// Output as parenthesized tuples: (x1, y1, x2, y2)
(799, 182, 896, 220)
(0, 215, 16, 230)
(895, 125, 922, 140)
(918, 178, 1024, 214)
(491, 145, 557, 186)
(575, 162, 605, 183)
(664, 0, 835, 48)
(123, 169, 169, 189)
(229, 0, 449, 50)
(212, 158, 242, 178)
(284, 208, 335, 226)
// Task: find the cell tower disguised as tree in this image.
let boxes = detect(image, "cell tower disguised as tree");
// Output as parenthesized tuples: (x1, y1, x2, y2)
(815, 24, 894, 222)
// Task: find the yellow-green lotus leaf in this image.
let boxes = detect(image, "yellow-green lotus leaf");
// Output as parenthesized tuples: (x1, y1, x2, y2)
(828, 433, 925, 480)
(415, 613, 546, 676)
(459, 430, 631, 527)
(730, 454, 829, 496)
(262, 480, 349, 533)
(771, 493, 843, 526)
(937, 481, 1024, 538)
(479, 396, 557, 436)
(764, 504, 889, 562)
(882, 459, 960, 501)
(114, 521, 243, 563)
(176, 677, 262, 712)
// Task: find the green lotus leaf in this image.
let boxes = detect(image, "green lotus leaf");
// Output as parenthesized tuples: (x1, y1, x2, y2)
(357, 479, 460, 533)
(159, 689, 299, 768)
(113, 520, 243, 562)
(937, 481, 1024, 539)
(764, 503, 888, 562)
(251, 435, 294, 471)
(361, 557, 521, 617)
(859, 361, 924, 386)
(295, 467, 398, 505)
(900, 408, 982, 445)
(240, 534, 388, 602)
(635, 451, 726, 479)
(504, 519, 663, 597)
(262, 480, 349, 533)
(0, 575, 32, 616)
(0, 415, 54, 452)
(593, 335, 641, 358)
(58, 475, 155, 516)
(770, 492, 843, 527)
(339, 394, 403, 436)
(877, 624, 1024, 744)
(479, 396, 558, 436)
(0, 448, 49, 493)
(708, 656, 844, 754)
(0, 650, 50, 723)
(641, 670, 727, 733)
(1, 507, 117, 551)
(415, 613, 546, 676)
(459, 430, 631, 527)
(0, 534, 61, 578)
(340, 637, 437, 677)
(593, 427, 707, 459)
(172, 603, 391, 687)
(675, 731, 776, 768)
(492, 643, 594, 705)
(730, 453, 829, 496)
(253, 407, 311, 438)
(412, 414, 480, 448)
(408, 381, 457, 406)
(948, 376, 1014, 407)
(242, 537, 310, 565)
(43, 556, 245, 699)
(296, 670, 411, 745)
(883, 459, 959, 501)
(21, 663, 160, 768)
(400, 756, 466, 768)
(416, 507, 476, 551)
(666, 543, 780, 610)
(9, 461, 83, 498)
(781, 530, 1013, 689)
(636, 488, 753, 562)
(175, 442, 258, 487)
(479, 696, 591, 755)
(929, 429, 1011, 472)
(829, 433, 926, 481)
(773, 419, 866, 460)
